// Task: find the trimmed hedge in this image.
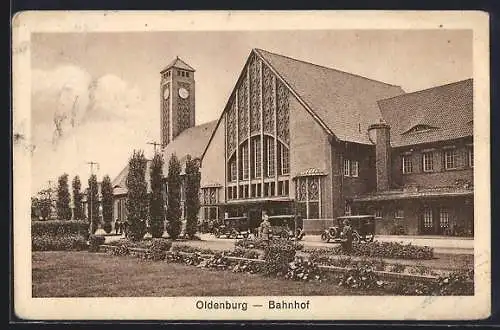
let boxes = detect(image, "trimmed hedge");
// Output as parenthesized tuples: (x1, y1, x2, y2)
(32, 234, 87, 251)
(32, 220, 89, 237)
(305, 241, 434, 260)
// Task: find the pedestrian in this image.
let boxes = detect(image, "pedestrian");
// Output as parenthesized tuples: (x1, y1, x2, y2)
(115, 218, 120, 234)
(259, 211, 271, 246)
(123, 221, 129, 238)
(341, 219, 353, 254)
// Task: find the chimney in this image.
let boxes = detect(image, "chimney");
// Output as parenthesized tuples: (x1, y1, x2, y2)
(368, 123, 391, 191)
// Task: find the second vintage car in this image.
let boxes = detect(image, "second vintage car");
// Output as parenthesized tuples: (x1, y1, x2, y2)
(320, 215, 376, 243)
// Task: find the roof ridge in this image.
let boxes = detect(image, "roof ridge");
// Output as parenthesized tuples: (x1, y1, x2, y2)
(378, 78, 473, 104)
(254, 48, 402, 89)
(161, 56, 196, 72)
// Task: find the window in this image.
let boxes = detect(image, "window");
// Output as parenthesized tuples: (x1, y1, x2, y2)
(469, 148, 474, 167)
(423, 208, 433, 228)
(375, 209, 383, 219)
(267, 138, 275, 177)
(186, 72, 190, 77)
(177, 70, 181, 76)
(253, 138, 261, 178)
(350, 160, 359, 177)
(422, 152, 434, 172)
(395, 209, 404, 218)
(402, 155, 413, 174)
(444, 149, 459, 170)
(229, 159, 237, 182)
(281, 146, 290, 175)
(345, 203, 352, 216)
(439, 208, 449, 228)
(241, 143, 249, 180)
(343, 159, 350, 177)
(296, 177, 321, 219)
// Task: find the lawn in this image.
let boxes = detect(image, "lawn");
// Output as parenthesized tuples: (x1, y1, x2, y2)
(32, 251, 388, 297)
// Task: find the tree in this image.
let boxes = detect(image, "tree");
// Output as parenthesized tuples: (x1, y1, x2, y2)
(166, 153, 182, 240)
(101, 175, 113, 233)
(87, 174, 99, 234)
(149, 152, 165, 238)
(184, 155, 201, 238)
(56, 173, 72, 220)
(72, 176, 83, 220)
(125, 150, 148, 241)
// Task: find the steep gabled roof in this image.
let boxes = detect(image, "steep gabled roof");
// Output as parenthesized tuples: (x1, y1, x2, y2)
(201, 48, 406, 157)
(112, 159, 153, 196)
(162, 120, 218, 174)
(161, 56, 195, 73)
(254, 48, 405, 144)
(377, 79, 473, 147)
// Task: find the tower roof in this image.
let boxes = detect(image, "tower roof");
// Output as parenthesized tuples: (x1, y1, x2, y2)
(161, 56, 195, 73)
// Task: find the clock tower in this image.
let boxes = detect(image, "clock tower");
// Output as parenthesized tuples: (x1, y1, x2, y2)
(160, 56, 196, 147)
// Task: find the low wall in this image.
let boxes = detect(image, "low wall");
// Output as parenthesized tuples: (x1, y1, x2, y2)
(303, 219, 335, 235)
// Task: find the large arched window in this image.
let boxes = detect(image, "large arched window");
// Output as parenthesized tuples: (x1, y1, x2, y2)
(226, 134, 290, 200)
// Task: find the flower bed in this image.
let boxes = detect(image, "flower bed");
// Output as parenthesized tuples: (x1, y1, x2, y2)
(235, 237, 304, 251)
(101, 238, 172, 260)
(171, 244, 263, 259)
(305, 241, 434, 260)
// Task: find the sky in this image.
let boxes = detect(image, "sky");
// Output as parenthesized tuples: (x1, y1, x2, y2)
(29, 29, 472, 194)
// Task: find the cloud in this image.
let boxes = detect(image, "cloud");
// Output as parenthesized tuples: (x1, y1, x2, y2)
(31, 65, 158, 194)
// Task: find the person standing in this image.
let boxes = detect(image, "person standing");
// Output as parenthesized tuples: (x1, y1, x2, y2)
(115, 218, 120, 234)
(341, 219, 353, 254)
(259, 211, 271, 246)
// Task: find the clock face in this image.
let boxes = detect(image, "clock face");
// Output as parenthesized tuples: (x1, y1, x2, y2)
(178, 87, 189, 99)
(163, 87, 170, 100)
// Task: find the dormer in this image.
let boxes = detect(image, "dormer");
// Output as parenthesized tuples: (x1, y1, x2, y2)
(402, 124, 439, 135)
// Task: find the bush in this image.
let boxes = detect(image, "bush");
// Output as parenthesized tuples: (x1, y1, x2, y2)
(147, 238, 173, 261)
(305, 241, 434, 260)
(32, 234, 87, 251)
(111, 245, 130, 256)
(338, 263, 385, 290)
(263, 240, 297, 276)
(285, 256, 323, 281)
(89, 235, 105, 252)
(103, 222, 112, 234)
(32, 220, 89, 237)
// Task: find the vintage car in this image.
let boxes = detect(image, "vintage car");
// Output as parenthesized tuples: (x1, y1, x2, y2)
(213, 216, 251, 239)
(320, 215, 376, 243)
(266, 214, 305, 240)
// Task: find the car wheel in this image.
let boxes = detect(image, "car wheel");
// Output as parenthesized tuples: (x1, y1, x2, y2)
(320, 232, 329, 242)
(280, 231, 289, 239)
(214, 229, 220, 238)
